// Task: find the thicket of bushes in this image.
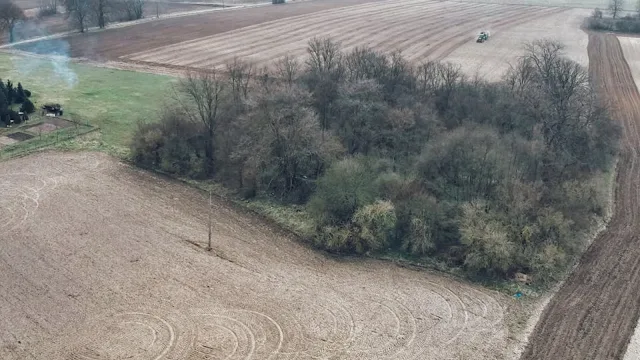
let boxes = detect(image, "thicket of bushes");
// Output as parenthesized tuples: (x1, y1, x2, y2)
(0, 79, 34, 126)
(586, 8, 640, 33)
(131, 38, 619, 283)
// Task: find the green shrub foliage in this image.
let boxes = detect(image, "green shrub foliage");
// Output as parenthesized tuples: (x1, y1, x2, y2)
(130, 38, 620, 283)
(0, 78, 34, 122)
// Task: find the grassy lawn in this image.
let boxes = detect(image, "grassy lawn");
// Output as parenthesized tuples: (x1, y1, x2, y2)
(0, 53, 176, 156)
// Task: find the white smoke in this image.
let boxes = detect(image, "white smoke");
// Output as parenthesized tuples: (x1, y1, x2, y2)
(11, 21, 78, 88)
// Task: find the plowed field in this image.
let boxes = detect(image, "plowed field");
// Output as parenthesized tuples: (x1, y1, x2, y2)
(522, 33, 640, 360)
(13, 0, 382, 59)
(445, 8, 588, 81)
(122, 0, 567, 70)
(0, 152, 512, 359)
(9, 0, 587, 79)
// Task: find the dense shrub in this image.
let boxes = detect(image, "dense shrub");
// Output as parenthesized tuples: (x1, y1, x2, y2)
(350, 200, 396, 253)
(131, 110, 207, 178)
(20, 98, 35, 114)
(587, 14, 640, 33)
(0, 78, 33, 122)
(130, 37, 619, 284)
(308, 156, 379, 226)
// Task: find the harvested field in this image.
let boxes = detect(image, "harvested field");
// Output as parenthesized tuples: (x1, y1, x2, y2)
(9, 0, 590, 80)
(0, 151, 513, 359)
(522, 33, 640, 360)
(121, 0, 570, 71)
(12, 0, 382, 59)
(445, 8, 589, 81)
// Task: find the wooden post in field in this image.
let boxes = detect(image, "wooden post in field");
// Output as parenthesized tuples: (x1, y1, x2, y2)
(156, 3, 159, 18)
(207, 190, 212, 251)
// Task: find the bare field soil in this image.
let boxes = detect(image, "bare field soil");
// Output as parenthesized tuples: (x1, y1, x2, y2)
(121, 0, 569, 71)
(445, 8, 589, 81)
(620, 34, 640, 360)
(522, 33, 640, 360)
(619, 36, 640, 92)
(12, 0, 382, 58)
(0, 152, 514, 359)
(10, 0, 586, 80)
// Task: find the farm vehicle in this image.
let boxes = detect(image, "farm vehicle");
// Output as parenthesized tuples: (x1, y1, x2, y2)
(476, 31, 490, 43)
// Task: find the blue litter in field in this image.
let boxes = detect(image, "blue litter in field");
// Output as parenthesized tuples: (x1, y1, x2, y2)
(514, 292, 523, 298)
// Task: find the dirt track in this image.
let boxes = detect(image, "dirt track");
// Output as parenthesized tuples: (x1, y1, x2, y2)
(521, 33, 640, 360)
(0, 152, 512, 359)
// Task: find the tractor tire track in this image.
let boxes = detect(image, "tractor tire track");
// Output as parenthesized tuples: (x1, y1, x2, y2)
(522, 33, 640, 360)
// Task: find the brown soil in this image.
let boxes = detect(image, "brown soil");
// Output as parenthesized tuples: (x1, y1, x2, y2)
(6, 131, 34, 141)
(27, 122, 58, 133)
(0, 136, 18, 149)
(12, 0, 383, 59)
(521, 33, 640, 360)
(122, 1, 568, 71)
(0, 151, 512, 359)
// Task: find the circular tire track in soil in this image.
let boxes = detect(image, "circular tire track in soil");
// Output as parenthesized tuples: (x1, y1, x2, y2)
(522, 33, 640, 360)
(70, 311, 193, 360)
(0, 173, 55, 233)
(0, 152, 509, 359)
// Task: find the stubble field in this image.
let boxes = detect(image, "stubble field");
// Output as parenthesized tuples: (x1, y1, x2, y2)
(0, 151, 513, 359)
(9, 0, 589, 80)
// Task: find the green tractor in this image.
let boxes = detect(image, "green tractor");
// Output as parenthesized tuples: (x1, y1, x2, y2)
(476, 31, 490, 43)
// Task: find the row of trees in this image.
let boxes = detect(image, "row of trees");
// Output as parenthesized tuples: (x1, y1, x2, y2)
(589, 0, 640, 33)
(589, 1, 640, 33)
(0, 0, 144, 42)
(131, 38, 619, 283)
(63, 0, 144, 32)
(0, 79, 35, 126)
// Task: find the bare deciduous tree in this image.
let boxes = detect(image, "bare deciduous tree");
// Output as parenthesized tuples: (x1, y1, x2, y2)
(305, 37, 344, 135)
(306, 37, 342, 74)
(608, 0, 623, 18)
(0, 0, 25, 43)
(120, 0, 143, 21)
(38, 0, 59, 17)
(275, 54, 299, 88)
(92, 0, 109, 28)
(226, 57, 253, 102)
(176, 70, 226, 176)
(64, 0, 91, 32)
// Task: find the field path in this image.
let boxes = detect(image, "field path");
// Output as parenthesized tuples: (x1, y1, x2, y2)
(521, 33, 640, 360)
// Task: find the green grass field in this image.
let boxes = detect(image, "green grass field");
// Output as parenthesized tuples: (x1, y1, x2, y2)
(0, 53, 176, 156)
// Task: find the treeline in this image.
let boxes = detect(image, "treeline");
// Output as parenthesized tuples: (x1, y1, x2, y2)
(63, 0, 145, 32)
(0, 0, 144, 43)
(0, 79, 35, 126)
(131, 38, 619, 283)
(587, 5, 640, 33)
